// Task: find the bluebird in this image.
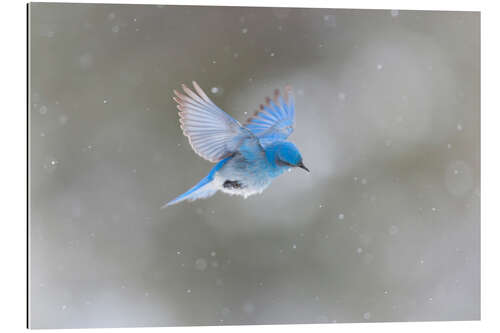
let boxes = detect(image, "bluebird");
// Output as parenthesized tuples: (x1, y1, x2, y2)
(163, 81, 309, 207)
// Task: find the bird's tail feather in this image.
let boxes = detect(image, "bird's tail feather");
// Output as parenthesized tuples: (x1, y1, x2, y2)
(162, 156, 232, 208)
(161, 174, 218, 208)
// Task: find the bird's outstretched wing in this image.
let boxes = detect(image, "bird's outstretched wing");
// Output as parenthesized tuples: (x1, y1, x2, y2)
(243, 86, 295, 146)
(173, 82, 258, 163)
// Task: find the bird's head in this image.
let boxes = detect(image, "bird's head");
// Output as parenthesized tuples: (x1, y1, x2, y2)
(275, 142, 309, 172)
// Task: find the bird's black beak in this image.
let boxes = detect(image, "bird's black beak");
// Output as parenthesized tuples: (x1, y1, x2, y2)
(298, 162, 310, 172)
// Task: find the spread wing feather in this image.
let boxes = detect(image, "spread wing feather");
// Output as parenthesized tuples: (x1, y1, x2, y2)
(173, 81, 256, 163)
(243, 86, 295, 146)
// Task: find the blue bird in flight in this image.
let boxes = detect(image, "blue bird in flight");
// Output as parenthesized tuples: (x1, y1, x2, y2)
(163, 81, 309, 207)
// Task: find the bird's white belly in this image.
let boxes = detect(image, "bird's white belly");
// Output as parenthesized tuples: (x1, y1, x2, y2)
(214, 173, 272, 198)
(214, 157, 277, 198)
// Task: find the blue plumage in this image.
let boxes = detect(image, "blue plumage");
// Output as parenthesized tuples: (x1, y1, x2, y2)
(163, 82, 308, 207)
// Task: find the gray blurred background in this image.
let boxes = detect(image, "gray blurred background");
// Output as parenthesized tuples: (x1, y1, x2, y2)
(29, 3, 480, 329)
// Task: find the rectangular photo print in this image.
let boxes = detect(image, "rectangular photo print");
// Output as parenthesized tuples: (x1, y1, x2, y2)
(28, 2, 480, 329)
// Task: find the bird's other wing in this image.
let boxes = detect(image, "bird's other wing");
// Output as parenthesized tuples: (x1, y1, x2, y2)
(173, 81, 257, 163)
(243, 86, 295, 146)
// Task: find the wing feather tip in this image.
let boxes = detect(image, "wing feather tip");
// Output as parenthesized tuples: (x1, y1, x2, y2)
(273, 89, 281, 103)
(192, 81, 211, 103)
(287, 86, 295, 102)
(181, 83, 195, 96)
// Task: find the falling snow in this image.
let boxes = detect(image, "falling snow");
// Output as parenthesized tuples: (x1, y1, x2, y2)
(58, 114, 68, 125)
(389, 225, 399, 235)
(195, 258, 207, 271)
(79, 53, 93, 69)
(323, 15, 336, 27)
